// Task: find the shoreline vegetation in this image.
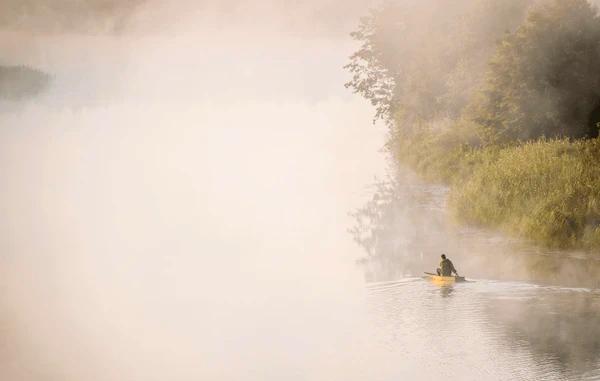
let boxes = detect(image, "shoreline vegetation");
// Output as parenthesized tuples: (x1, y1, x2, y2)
(346, 0, 600, 251)
(0, 65, 50, 100)
(393, 134, 600, 250)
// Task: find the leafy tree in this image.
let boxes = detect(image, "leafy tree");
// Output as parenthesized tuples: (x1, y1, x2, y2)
(344, 9, 396, 123)
(345, 0, 532, 131)
(468, 0, 600, 142)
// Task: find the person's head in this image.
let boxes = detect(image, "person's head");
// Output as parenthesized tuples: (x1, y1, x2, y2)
(441, 254, 446, 260)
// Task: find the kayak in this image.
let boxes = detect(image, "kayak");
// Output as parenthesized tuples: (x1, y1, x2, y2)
(424, 272, 466, 285)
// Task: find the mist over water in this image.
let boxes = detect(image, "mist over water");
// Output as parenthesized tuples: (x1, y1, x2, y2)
(2, 2, 600, 380)
(0, 5, 389, 378)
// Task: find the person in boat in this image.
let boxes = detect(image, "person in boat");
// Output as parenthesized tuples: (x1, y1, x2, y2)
(436, 254, 459, 276)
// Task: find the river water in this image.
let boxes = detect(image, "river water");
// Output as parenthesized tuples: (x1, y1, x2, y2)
(352, 172, 600, 380)
(367, 279, 600, 380)
(1, 7, 600, 380)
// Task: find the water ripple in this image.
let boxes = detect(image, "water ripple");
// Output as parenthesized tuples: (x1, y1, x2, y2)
(366, 278, 600, 380)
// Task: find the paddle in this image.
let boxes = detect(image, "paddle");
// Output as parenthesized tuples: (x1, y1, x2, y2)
(425, 271, 462, 277)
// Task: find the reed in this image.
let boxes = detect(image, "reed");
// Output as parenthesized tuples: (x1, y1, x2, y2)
(393, 132, 600, 249)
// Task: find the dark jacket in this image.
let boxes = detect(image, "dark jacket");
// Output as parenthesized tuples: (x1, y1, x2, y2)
(439, 258, 457, 276)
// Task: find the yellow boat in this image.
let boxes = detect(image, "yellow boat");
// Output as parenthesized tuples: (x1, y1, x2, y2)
(424, 272, 466, 285)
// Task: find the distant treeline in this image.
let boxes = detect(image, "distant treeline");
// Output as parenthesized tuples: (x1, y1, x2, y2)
(0, 0, 146, 33)
(347, 0, 600, 250)
(0, 65, 50, 100)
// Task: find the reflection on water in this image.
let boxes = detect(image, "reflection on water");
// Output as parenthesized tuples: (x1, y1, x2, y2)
(438, 285, 454, 298)
(367, 279, 600, 380)
(352, 171, 600, 288)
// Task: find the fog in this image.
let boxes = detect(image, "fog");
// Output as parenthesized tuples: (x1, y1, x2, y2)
(4, 1, 600, 380)
(0, 0, 378, 36)
(0, 2, 389, 379)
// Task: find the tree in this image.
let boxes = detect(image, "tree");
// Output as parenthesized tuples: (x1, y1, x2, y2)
(344, 10, 396, 123)
(345, 0, 532, 131)
(468, 0, 600, 142)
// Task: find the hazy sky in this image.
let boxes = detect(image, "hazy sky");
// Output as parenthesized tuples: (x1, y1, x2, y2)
(0, 0, 380, 37)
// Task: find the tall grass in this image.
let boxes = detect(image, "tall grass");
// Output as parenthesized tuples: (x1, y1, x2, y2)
(393, 132, 600, 249)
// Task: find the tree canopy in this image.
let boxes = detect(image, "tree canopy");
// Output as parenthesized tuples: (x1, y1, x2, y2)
(469, 0, 600, 141)
(346, 0, 600, 143)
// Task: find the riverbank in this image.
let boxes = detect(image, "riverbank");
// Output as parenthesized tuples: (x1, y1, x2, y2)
(352, 166, 600, 288)
(392, 132, 600, 250)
